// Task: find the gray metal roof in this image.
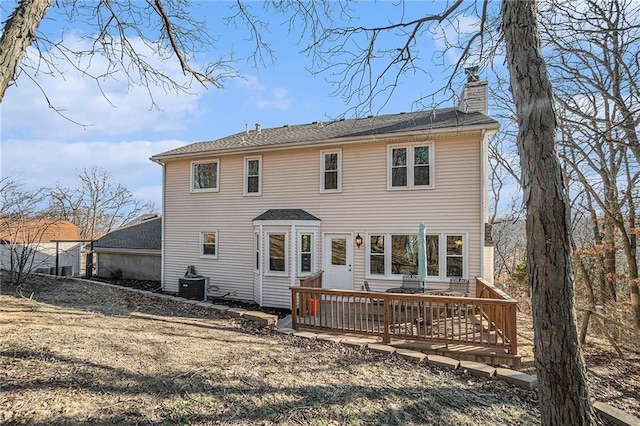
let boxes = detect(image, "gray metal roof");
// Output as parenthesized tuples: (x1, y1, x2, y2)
(93, 216, 161, 251)
(151, 108, 498, 160)
(253, 209, 321, 222)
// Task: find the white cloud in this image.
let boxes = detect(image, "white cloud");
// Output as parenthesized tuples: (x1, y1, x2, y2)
(250, 87, 292, 110)
(0, 138, 184, 208)
(236, 75, 266, 91)
(233, 74, 292, 111)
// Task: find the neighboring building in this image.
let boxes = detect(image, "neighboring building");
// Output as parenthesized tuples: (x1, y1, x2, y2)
(93, 214, 161, 281)
(0, 219, 81, 275)
(151, 74, 498, 309)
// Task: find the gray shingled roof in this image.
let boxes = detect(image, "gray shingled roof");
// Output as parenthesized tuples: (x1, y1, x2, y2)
(93, 216, 161, 251)
(151, 108, 498, 160)
(253, 209, 321, 222)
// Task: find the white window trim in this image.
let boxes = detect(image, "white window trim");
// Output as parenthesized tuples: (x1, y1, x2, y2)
(444, 234, 466, 278)
(387, 142, 435, 190)
(265, 231, 288, 277)
(298, 231, 316, 276)
(364, 231, 467, 281)
(191, 159, 220, 193)
(244, 155, 262, 196)
(320, 149, 342, 193)
(366, 233, 387, 277)
(199, 230, 218, 259)
(254, 232, 260, 273)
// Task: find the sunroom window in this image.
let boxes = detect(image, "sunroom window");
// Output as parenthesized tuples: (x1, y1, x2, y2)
(391, 234, 418, 275)
(366, 232, 465, 279)
(369, 235, 385, 275)
(299, 233, 313, 274)
(446, 235, 464, 277)
(268, 233, 287, 274)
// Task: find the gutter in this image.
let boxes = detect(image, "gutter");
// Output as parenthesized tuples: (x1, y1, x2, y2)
(93, 248, 161, 255)
(480, 128, 487, 281)
(149, 123, 500, 163)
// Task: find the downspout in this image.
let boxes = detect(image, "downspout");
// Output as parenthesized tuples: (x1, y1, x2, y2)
(160, 163, 166, 291)
(259, 224, 264, 306)
(291, 224, 297, 288)
(479, 128, 487, 281)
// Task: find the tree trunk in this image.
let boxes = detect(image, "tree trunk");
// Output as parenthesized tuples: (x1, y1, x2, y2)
(501, 1, 597, 425)
(0, 0, 51, 102)
(602, 210, 618, 304)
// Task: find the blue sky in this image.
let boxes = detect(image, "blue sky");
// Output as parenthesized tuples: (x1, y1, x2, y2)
(1, 1, 484, 210)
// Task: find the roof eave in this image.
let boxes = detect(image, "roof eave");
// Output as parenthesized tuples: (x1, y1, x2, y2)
(149, 121, 499, 163)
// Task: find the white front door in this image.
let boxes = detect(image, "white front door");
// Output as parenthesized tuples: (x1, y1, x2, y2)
(324, 234, 353, 290)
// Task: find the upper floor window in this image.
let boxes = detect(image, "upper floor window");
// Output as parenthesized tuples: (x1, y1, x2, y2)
(244, 156, 262, 196)
(388, 143, 434, 189)
(200, 231, 218, 258)
(192, 160, 219, 192)
(321, 149, 342, 192)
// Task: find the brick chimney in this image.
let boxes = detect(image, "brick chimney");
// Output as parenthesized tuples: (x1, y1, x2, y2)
(457, 66, 488, 115)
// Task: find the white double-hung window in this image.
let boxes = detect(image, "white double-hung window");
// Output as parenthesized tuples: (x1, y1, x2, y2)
(244, 156, 262, 196)
(320, 149, 342, 192)
(200, 231, 218, 258)
(388, 143, 434, 189)
(299, 232, 315, 275)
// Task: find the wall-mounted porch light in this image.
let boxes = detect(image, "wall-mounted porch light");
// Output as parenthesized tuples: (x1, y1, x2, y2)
(355, 233, 363, 249)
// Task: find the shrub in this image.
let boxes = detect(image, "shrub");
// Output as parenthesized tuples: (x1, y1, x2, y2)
(109, 269, 123, 280)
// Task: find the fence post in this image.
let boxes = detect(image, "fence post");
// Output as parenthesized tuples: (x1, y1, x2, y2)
(508, 302, 518, 355)
(383, 295, 390, 344)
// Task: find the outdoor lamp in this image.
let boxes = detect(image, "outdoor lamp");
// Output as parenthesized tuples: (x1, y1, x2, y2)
(355, 233, 363, 248)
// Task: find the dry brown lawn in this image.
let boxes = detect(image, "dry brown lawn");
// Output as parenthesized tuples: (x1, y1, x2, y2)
(0, 274, 635, 425)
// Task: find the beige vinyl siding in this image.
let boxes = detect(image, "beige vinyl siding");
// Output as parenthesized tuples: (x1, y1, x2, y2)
(161, 132, 485, 306)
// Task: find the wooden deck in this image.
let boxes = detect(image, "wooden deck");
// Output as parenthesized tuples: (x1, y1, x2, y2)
(291, 277, 520, 368)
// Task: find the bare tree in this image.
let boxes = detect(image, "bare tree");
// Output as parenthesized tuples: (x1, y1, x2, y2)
(0, 176, 55, 286)
(1, 0, 239, 105)
(491, 218, 526, 292)
(540, 0, 640, 330)
(46, 166, 154, 239)
(501, 2, 596, 422)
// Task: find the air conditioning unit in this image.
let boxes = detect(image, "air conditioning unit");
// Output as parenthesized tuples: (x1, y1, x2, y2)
(178, 275, 209, 301)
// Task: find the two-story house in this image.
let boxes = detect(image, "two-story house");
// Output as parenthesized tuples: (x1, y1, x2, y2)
(151, 75, 499, 309)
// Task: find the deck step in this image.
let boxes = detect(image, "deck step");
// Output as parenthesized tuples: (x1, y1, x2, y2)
(277, 314, 293, 329)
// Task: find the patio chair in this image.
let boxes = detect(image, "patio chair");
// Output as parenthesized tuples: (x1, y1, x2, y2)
(363, 281, 385, 320)
(400, 274, 426, 293)
(448, 277, 470, 296)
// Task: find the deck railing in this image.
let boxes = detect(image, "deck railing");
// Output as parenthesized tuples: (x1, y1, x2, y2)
(290, 277, 517, 355)
(300, 270, 323, 288)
